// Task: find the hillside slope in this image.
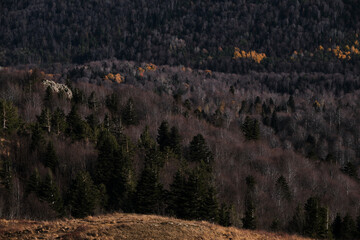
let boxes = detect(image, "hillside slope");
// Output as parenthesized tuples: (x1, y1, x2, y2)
(0, 213, 310, 240)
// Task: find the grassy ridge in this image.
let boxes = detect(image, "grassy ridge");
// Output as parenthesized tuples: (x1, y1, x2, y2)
(0, 213, 310, 240)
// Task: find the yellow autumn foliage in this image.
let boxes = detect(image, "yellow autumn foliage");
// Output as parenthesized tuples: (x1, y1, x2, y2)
(233, 47, 266, 63)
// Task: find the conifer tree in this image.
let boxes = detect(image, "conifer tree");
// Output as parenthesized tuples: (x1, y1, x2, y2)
(135, 166, 163, 214)
(242, 176, 257, 229)
(37, 108, 52, 133)
(26, 169, 41, 195)
(51, 108, 66, 135)
(0, 99, 19, 134)
(304, 197, 330, 238)
(189, 134, 213, 163)
(332, 214, 342, 239)
(271, 111, 279, 133)
(287, 95, 296, 112)
(169, 126, 182, 156)
(288, 205, 305, 234)
(68, 171, 100, 218)
(30, 123, 45, 152)
(157, 121, 171, 151)
(43, 141, 59, 172)
(122, 98, 138, 126)
(168, 170, 187, 218)
(43, 86, 53, 110)
(341, 214, 356, 240)
(66, 106, 88, 140)
(219, 203, 231, 227)
(0, 156, 12, 190)
(275, 175, 292, 202)
(38, 172, 63, 215)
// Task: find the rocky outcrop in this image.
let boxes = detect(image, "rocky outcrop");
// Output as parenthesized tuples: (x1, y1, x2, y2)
(42, 79, 73, 99)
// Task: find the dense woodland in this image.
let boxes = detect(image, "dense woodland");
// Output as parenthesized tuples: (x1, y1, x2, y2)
(1, 0, 360, 239)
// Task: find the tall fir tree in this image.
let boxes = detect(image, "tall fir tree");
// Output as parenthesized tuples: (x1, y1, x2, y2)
(68, 171, 101, 218)
(188, 134, 213, 163)
(122, 98, 138, 126)
(38, 172, 63, 215)
(135, 166, 163, 214)
(43, 141, 59, 173)
(242, 175, 256, 229)
(0, 99, 19, 134)
(157, 121, 171, 151)
(37, 108, 52, 133)
(51, 108, 66, 135)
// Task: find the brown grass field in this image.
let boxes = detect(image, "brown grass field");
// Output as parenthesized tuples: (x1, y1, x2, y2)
(0, 213, 311, 240)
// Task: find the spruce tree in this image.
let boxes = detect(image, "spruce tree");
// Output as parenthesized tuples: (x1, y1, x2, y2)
(43, 141, 59, 172)
(288, 205, 304, 234)
(341, 214, 356, 240)
(37, 108, 52, 133)
(0, 99, 19, 134)
(168, 170, 187, 218)
(242, 175, 256, 229)
(135, 166, 163, 214)
(38, 172, 63, 215)
(26, 169, 41, 195)
(332, 214, 342, 239)
(122, 98, 138, 126)
(219, 203, 231, 227)
(43, 86, 53, 110)
(68, 171, 100, 218)
(275, 175, 292, 202)
(66, 106, 88, 140)
(157, 121, 171, 151)
(51, 108, 66, 135)
(189, 134, 213, 163)
(30, 123, 45, 152)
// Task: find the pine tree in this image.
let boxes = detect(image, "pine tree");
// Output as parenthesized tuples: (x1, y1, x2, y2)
(0, 99, 19, 134)
(26, 169, 41, 195)
(43, 141, 59, 172)
(51, 108, 66, 135)
(68, 171, 100, 218)
(168, 170, 187, 218)
(135, 166, 163, 214)
(304, 197, 330, 238)
(275, 175, 292, 202)
(341, 214, 356, 240)
(43, 86, 53, 110)
(139, 126, 156, 150)
(66, 106, 88, 140)
(287, 95, 296, 112)
(242, 117, 260, 140)
(271, 111, 279, 133)
(38, 172, 63, 215)
(189, 134, 213, 164)
(88, 91, 98, 110)
(288, 205, 304, 234)
(169, 126, 182, 156)
(37, 108, 52, 133)
(242, 176, 257, 230)
(219, 203, 231, 227)
(30, 123, 45, 152)
(157, 121, 171, 151)
(105, 93, 118, 114)
(0, 156, 12, 190)
(122, 98, 138, 126)
(332, 214, 342, 239)
(342, 162, 357, 178)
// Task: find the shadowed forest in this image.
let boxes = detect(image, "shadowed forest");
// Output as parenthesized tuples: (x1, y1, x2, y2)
(1, 0, 360, 239)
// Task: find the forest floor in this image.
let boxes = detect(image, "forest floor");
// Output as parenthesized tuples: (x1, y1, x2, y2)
(0, 213, 311, 240)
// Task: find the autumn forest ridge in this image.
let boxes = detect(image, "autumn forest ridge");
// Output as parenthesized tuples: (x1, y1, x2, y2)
(1, 0, 360, 239)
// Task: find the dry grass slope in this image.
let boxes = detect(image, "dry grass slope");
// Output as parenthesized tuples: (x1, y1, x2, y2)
(0, 213, 311, 240)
